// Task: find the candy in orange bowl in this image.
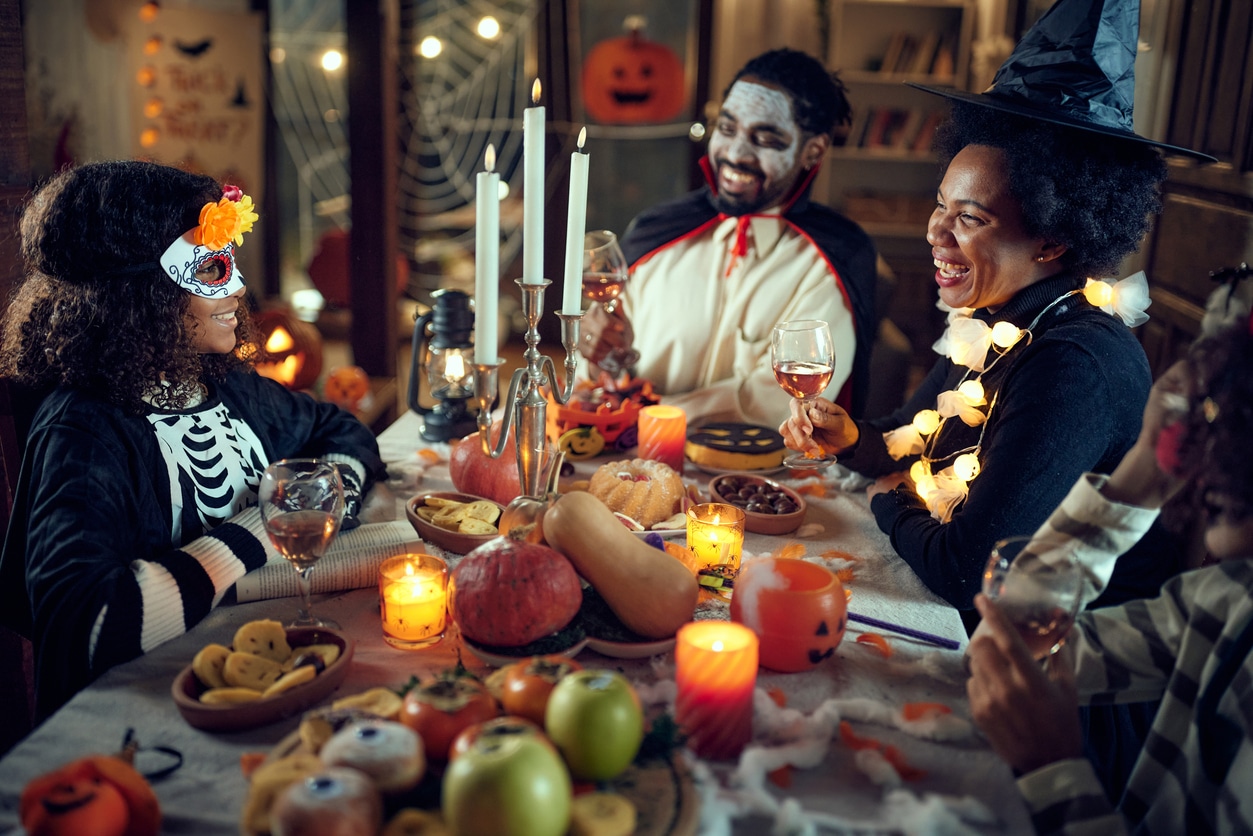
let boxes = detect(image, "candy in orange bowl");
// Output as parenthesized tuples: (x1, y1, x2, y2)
(730, 557, 847, 672)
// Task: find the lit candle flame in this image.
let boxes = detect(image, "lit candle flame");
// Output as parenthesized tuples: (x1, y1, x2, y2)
(531, 78, 542, 104)
(712, 641, 724, 652)
(577, 126, 587, 151)
(404, 561, 415, 578)
(444, 352, 466, 381)
(485, 143, 496, 173)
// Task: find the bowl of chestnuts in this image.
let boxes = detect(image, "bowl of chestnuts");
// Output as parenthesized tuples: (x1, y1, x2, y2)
(706, 473, 807, 536)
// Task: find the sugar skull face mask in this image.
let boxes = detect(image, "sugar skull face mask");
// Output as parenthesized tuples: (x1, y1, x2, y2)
(159, 232, 245, 298)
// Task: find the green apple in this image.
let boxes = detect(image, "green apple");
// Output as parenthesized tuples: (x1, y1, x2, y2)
(544, 669, 644, 780)
(441, 731, 571, 836)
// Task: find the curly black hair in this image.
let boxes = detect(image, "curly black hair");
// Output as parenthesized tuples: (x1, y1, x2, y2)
(933, 102, 1167, 277)
(1180, 317, 1253, 513)
(730, 48, 852, 137)
(0, 160, 256, 414)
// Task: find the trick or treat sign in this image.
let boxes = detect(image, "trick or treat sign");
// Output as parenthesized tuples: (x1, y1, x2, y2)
(125, 6, 264, 204)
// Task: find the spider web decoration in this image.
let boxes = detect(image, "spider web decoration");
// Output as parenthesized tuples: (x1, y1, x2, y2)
(400, 0, 539, 295)
(268, 0, 539, 300)
(269, 0, 351, 273)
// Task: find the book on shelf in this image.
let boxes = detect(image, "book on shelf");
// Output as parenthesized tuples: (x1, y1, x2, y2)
(930, 32, 957, 80)
(232, 519, 425, 603)
(845, 105, 873, 150)
(911, 111, 945, 154)
(879, 31, 909, 76)
(893, 109, 927, 150)
(908, 31, 941, 76)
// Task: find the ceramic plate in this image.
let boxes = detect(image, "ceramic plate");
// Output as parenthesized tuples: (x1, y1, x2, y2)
(689, 463, 787, 477)
(172, 627, 354, 732)
(462, 637, 590, 667)
(585, 636, 677, 659)
(631, 526, 686, 539)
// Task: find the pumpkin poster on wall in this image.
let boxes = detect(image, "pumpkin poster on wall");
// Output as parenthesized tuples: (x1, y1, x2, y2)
(124, 6, 264, 274)
(578, 10, 692, 125)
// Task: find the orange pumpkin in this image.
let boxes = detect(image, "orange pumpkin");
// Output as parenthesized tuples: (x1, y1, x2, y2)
(20, 755, 161, 836)
(324, 365, 370, 408)
(251, 308, 324, 391)
(582, 19, 686, 125)
(730, 557, 847, 672)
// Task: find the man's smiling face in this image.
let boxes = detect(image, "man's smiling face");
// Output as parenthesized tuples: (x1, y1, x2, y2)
(708, 78, 823, 215)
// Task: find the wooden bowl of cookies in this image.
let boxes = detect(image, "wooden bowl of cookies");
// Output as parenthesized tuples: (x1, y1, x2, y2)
(707, 473, 806, 535)
(172, 623, 354, 732)
(406, 491, 504, 555)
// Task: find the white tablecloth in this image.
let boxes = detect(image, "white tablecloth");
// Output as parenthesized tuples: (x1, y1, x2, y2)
(0, 410, 1031, 835)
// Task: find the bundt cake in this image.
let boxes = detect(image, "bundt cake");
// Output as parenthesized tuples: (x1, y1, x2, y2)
(587, 459, 685, 529)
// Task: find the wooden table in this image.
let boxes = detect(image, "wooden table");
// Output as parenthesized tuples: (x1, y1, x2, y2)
(0, 410, 1031, 834)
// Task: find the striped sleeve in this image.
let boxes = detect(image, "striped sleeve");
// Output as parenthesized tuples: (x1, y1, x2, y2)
(1029, 473, 1160, 607)
(89, 506, 272, 664)
(1017, 759, 1127, 835)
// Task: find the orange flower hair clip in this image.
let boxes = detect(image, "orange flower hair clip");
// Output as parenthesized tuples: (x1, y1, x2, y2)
(193, 188, 258, 251)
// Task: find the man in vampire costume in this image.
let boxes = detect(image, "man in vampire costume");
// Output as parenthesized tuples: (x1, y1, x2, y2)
(579, 48, 878, 426)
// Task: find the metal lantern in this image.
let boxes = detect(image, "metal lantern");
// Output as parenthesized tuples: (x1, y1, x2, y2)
(408, 289, 478, 441)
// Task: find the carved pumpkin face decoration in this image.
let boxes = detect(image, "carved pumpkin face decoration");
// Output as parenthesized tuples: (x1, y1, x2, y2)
(250, 308, 324, 391)
(730, 557, 847, 672)
(324, 365, 370, 409)
(582, 27, 686, 125)
(20, 754, 162, 836)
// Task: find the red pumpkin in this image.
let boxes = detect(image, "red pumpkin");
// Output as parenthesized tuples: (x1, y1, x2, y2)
(451, 537, 583, 647)
(20, 755, 161, 836)
(731, 557, 847, 672)
(449, 422, 522, 506)
(582, 19, 686, 125)
(251, 308, 324, 391)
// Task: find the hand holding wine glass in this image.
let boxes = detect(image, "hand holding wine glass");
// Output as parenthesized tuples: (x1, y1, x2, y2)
(771, 320, 837, 470)
(982, 536, 1085, 661)
(259, 458, 345, 629)
(582, 229, 639, 375)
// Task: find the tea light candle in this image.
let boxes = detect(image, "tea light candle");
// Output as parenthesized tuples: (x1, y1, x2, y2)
(686, 503, 746, 571)
(675, 621, 758, 760)
(379, 554, 448, 649)
(637, 404, 686, 472)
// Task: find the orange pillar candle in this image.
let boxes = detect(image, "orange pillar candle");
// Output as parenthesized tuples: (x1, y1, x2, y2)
(379, 554, 449, 649)
(674, 621, 758, 760)
(686, 503, 746, 571)
(637, 404, 686, 472)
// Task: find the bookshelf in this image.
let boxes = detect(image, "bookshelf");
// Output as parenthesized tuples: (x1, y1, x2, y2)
(818, 0, 976, 378)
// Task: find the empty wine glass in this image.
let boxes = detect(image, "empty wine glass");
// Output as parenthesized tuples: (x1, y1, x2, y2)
(982, 536, 1084, 660)
(259, 458, 345, 629)
(583, 229, 640, 374)
(771, 319, 837, 470)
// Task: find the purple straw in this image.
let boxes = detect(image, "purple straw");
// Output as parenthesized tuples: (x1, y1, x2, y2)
(847, 611, 961, 650)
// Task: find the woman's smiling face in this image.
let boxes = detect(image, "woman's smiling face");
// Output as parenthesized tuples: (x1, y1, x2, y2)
(184, 271, 245, 354)
(927, 144, 1062, 312)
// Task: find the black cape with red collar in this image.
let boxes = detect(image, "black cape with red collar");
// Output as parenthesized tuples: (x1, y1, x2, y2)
(620, 158, 878, 417)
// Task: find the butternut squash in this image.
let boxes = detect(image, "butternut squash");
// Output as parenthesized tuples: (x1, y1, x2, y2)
(543, 491, 698, 639)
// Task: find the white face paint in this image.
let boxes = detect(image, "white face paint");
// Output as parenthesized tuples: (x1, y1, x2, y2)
(708, 79, 809, 214)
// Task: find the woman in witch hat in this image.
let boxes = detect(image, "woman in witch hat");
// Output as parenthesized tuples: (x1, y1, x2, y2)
(780, 0, 1214, 800)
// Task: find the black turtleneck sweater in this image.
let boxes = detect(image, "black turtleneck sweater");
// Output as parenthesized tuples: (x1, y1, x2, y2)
(845, 274, 1166, 612)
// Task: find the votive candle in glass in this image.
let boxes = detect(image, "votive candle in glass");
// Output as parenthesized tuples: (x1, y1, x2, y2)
(686, 503, 746, 571)
(379, 554, 448, 649)
(675, 621, 758, 760)
(637, 404, 686, 472)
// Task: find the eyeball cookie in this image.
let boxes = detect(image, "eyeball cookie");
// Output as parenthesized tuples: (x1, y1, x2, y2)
(320, 720, 425, 793)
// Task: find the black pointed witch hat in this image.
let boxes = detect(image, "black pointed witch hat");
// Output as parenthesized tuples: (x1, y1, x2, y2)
(908, 0, 1215, 162)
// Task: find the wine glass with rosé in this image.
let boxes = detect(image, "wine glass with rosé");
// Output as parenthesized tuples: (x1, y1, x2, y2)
(982, 536, 1085, 661)
(583, 229, 640, 375)
(771, 319, 837, 470)
(259, 458, 345, 629)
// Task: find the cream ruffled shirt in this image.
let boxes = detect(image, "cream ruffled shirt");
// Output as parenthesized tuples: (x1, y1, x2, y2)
(620, 210, 856, 427)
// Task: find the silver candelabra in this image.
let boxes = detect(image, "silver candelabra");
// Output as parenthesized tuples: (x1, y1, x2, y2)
(472, 278, 583, 497)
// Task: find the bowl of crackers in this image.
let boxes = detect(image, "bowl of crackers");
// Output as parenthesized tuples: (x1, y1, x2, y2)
(406, 491, 504, 555)
(171, 619, 354, 732)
